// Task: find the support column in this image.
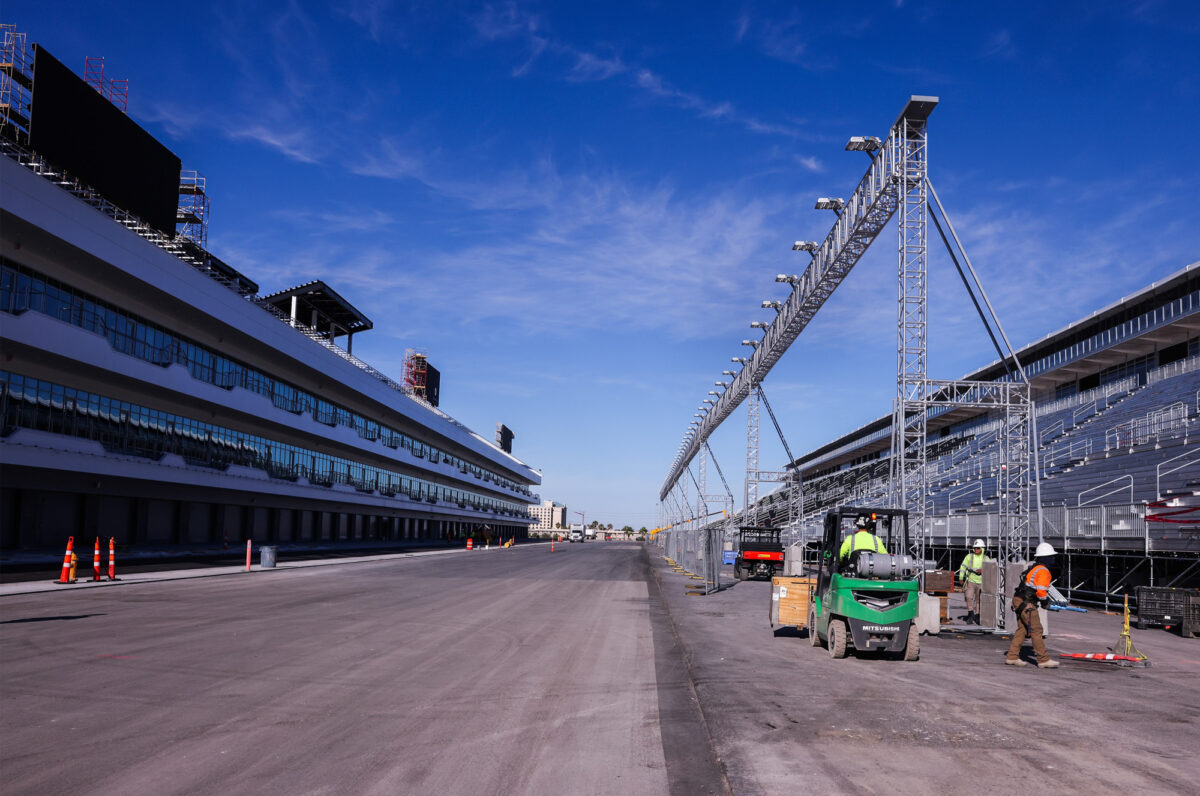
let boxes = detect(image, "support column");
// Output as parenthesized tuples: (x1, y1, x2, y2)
(891, 111, 929, 563)
(744, 385, 760, 525)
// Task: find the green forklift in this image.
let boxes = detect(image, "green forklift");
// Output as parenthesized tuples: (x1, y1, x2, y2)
(807, 506, 920, 660)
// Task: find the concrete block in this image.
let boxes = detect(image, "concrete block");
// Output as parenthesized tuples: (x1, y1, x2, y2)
(980, 591, 999, 627)
(784, 543, 807, 576)
(982, 560, 999, 594)
(916, 593, 941, 635)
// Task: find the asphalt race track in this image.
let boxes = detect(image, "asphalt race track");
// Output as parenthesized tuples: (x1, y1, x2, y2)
(2, 543, 1198, 795)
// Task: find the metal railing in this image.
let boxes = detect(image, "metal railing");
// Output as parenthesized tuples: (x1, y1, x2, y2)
(1106, 402, 1189, 450)
(1041, 438, 1091, 477)
(1078, 474, 1134, 507)
(1039, 418, 1065, 444)
(1146, 353, 1200, 385)
(1157, 448, 1200, 500)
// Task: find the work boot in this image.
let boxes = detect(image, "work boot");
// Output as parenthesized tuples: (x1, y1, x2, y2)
(1037, 659, 1060, 669)
(1004, 658, 1028, 667)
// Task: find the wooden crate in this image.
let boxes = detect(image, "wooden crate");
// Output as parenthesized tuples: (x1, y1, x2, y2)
(770, 576, 814, 628)
(924, 569, 954, 594)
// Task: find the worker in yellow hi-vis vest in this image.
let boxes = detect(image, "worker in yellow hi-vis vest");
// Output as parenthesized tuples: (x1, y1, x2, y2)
(839, 515, 886, 561)
(957, 539, 989, 625)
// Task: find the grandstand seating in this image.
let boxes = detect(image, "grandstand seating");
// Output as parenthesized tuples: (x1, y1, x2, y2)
(721, 357, 1200, 537)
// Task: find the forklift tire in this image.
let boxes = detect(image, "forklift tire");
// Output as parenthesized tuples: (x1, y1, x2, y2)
(808, 605, 822, 647)
(828, 618, 849, 659)
(902, 627, 920, 661)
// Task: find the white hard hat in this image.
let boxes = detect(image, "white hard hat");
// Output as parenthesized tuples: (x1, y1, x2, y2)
(1034, 542, 1057, 557)
(972, 539, 985, 549)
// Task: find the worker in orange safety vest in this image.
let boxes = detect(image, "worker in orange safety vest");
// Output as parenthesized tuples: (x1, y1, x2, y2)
(1005, 542, 1059, 669)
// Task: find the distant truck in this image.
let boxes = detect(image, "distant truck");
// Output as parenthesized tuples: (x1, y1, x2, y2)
(568, 524, 585, 543)
(584, 527, 597, 540)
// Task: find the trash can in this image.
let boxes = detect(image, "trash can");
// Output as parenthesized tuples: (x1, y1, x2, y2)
(260, 545, 277, 569)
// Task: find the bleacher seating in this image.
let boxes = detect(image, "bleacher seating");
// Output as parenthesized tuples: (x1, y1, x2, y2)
(716, 358, 1200, 536)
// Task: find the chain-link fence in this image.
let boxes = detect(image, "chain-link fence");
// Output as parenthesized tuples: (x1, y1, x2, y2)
(656, 525, 725, 594)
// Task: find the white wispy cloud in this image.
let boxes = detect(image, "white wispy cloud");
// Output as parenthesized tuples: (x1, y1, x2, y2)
(339, 0, 394, 42)
(981, 29, 1017, 59)
(227, 158, 801, 342)
(796, 155, 824, 172)
(228, 123, 322, 164)
(468, 4, 802, 139)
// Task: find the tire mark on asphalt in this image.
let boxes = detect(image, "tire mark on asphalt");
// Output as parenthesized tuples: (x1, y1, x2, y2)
(644, 546, 732, 796)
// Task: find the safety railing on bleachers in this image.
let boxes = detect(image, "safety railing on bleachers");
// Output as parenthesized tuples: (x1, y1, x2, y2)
(1156, 448, 1200, 500)
(925, 501, 1177, 552)
(1146, 353, 1200, 385)
(1078, 474, 1134, 507)
(1106, 401, 1189, 451)
(1041, 438, 1091, 478)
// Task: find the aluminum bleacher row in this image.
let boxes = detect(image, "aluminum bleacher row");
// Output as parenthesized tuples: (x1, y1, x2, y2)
(713, 356, 1200, 546)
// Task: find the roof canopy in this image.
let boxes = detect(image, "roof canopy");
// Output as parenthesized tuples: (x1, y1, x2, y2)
(262, 280, 373, 336)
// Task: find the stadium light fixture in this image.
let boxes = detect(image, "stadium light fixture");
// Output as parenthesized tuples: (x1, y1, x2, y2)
(707, 391, 721, 396)
(750, 321, 769, 330)
(722, 370, 736, 376)
(814, 197, 844, 212)
(731, 357, 748, 365)
(845, 135, 882, 153)
(775, 274, 799, 286)
(792, 240, 819, 252)
(714, 381, 729, 387)
(741, 339, 758, 348)
(703, 399, 716, 406)
(761, 300, 782, 312)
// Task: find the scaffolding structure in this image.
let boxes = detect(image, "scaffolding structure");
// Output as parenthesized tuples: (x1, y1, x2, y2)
(83, 56, 128, 113)
(0, 25, 32, 144)
(890, 106, 931, 563)
(177, 170, 209, 249)
(657, 97, 1036, 627)
(403, 349, 429, 400)
(743, 386, 760, 524)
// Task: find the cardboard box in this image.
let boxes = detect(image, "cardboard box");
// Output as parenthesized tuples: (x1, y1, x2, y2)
(770, 576, 814, 628)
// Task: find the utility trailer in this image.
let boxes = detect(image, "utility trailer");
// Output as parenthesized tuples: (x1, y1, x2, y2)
(808, 506, 920, 660)
(734, 526, 784, 581)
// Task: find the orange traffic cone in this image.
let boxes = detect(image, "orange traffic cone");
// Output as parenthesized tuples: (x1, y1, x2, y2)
(57, 536, 76, 584)
(551, 537, 555, 553)
(93, 537, 102, 581)
(107, 537, 118, 581)
(467, 538, 474, 550)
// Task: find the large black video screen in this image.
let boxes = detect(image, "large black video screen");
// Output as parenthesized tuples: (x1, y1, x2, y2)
(29, 45, 181, 236)
(425, 364, 441, 407)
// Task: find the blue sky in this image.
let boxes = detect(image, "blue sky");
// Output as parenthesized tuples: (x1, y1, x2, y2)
(10, 1, 1198, 528)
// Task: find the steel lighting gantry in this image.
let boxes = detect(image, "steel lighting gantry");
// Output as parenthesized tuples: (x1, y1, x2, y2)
(659, 95, 1038, 629)
(660, 96, 938, 501)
